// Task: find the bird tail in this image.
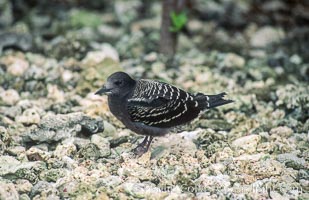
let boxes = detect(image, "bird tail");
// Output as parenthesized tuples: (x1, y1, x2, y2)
(195, 92, 233, 109)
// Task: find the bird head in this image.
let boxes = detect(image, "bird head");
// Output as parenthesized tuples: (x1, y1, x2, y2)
(95, 72, 136, 97)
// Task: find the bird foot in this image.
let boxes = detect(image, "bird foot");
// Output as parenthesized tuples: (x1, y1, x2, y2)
(132, 136, 153, 156)
(133, 145, 148, 156)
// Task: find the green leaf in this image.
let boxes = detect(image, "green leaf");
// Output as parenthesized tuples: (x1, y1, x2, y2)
(169, 11, 187, 32)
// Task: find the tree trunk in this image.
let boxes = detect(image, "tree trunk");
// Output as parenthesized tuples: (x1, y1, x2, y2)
(159, 0, 177, 58)
(159, 0, 190, 58)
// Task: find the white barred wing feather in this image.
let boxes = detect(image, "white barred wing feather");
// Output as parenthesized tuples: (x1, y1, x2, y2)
(127, 80, 201, 128)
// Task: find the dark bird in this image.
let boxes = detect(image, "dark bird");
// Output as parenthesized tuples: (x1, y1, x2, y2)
(95, 72, 233, 155)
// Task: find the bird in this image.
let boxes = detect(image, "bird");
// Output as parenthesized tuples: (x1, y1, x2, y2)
(95, 71, 233, 155)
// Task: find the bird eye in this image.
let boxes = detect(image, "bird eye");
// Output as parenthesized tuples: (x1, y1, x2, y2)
(114, 80, 122, 86)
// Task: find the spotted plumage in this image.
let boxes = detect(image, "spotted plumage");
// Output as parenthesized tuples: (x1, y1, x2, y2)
(95, 72, 233, 155)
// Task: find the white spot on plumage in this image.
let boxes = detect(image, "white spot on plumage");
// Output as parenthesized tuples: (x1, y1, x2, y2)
(173, 101, 181, 110)
(169, 85, 174, 98)
(185, 92, 189, 101)
(145, 83, 153, 96)
(147, 100, 189, 125)
(183, 103, 187, 112)
(162, 86, 166, 97)
(176, 88, 180, 100)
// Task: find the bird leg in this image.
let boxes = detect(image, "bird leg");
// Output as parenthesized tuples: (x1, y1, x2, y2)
(133, 136, 154, 156)
(146, 136, 153, 150)
(140, 136, 149, 146)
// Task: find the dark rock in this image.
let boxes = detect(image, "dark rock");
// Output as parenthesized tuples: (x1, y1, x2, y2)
(77, 143, 101, 160)
(0, 33, 32, 55)
(277, 153, 307, 170)
(109, 135, 129, 148)
(22, 112, 104, 144)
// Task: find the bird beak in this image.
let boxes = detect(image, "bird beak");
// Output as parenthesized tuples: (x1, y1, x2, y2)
(95, 85, 112, 95)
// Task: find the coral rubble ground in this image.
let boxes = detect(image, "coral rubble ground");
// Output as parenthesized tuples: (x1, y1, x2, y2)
(0, 0, 308, 199)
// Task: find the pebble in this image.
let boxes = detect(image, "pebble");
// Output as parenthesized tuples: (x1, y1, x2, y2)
(91, 134, 111, 158)
(54, 140, 77, 158)
(114, 1, 140, 25)
(221, 53, 245, 69)
(61, 70, 74, 83)
(30, 181, 59, 199)
(0, 89, 20, 106)
(97, 24, 123, 40)
(82, 44, 119, 65)
(250, 26, 285, 48)
(6, 57, 29, 76)
(232, 135, 261, 153)
(299, 179, 309, 191)
(15, 179, 33, 193)
(270, 126, 293, 137)
(195, 174, 231, 190)
(97, 175, 122, 188)
(102, 120, 117, 137)
(19, 194, 31, 200)
(270, 191, 289, 200)
(78, 143, 101, 159)
(0, 156, 21, 176)
(277, 153, 307, 170)
(0, 105, 22, 119)
(15, 108, 41, 125)
(47, 84, 65, 103)
(0, 182, 19, 200)
(122, 182, 160, 199)
(26, 147, 51, 161)
(6, 146, 26, 156)
(22, 112, 103, 143)
(73, 137, 90, 149)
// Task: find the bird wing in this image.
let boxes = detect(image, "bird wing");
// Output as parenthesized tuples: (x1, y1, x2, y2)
(127, 80, 199, 128)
